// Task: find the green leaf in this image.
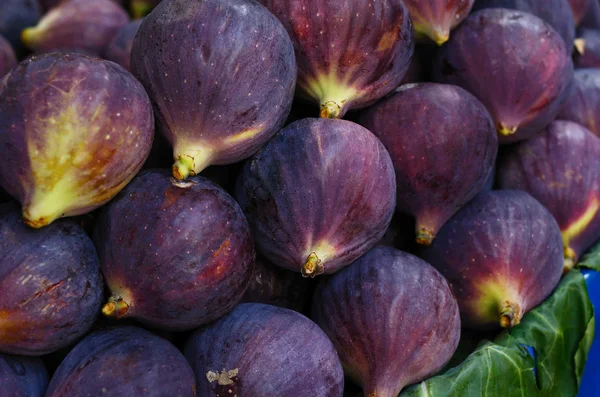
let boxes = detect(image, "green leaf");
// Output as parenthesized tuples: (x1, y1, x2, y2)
(577, 241, 600, 271)
(400, 270, 594, 397)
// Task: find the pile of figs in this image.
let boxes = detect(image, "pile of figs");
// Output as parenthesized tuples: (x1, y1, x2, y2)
(0, 0, 598, 396)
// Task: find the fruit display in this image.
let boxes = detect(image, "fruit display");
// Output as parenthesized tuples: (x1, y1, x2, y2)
(403, 0, 474, 45)
(0, 354, 48, 397)
(559, 69, 600, 136)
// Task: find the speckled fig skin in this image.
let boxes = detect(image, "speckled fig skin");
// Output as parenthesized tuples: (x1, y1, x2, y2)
(185, 303, 344, 397)
(102, 19, 142, 72)
(21, 0, 129, 56)
(421, 190, 564, 330)
(0, 0, 41, 57)
(0, 202, 103, 356)
(0, 53, 154, 228)
(360, 83, 497, 246)
(131, 0, 297, 181)
(312, 246, 460, 397)
(237, 118, 396, 277)
(46, 326, 196, 397)
(434, 9, 574, 144)
(0, 354, 48, 397)
(497, 121, 600, 271)
(258, 0, 414, 119)
(94, 169, 254, 331)
(570, 0, 592, 25)
(403, 0, 474, 46)
(0, 35, 16, 79)
(558, 69, 600, 137)
(575, 29, 600, 68)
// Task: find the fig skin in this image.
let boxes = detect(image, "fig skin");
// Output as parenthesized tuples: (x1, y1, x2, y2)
(21, 0, 129, 56)
(184, 303, 344, 397)
(421, 190, 564, 330)
(497, 121, 600, 271)
(360, 83, 498, 246)
(94, 169, 255, 331)
(0, 35, 16, 78)
(45, 326, 196, 397)
(0, 202, 103, 356)
(0, 0, 41, 57)
(558, 69, 600, 137)
(312, 246, 461, 397)
(102, 19, 142, 72)
(237, 118, 396, 277)
(258, 0, 414, 119)
(403, 0, 474, 46)
(0, 53, 154, 228)
(574, 29, 600, 68)
(0, 354, 48, 397)
(570, 0, 592, 25)
(434, 9, 574, 144)
(131, 0, 297, 180)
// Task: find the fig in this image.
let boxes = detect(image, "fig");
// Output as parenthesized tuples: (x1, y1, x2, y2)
(184, 303, 344, 397)
(0, 35, 16, 78)
(497, 121, 600, 270)
(570, 0, 592, 25)
(258, 0, 414, 119)
(581, 0, 600, 29)
(131, 0, 296, 180)
(312, 246, 461, 397)
(0, 53, 154, 228)
(574, 29, 600, 68)
(421, 190, 564, 330)
(360, 83, 498, 245)
(558, 69, 600, 137)
(237, 118, 396, 277)
(434, 9, 574, 143)
(0, 354, 48, 396)
(102, 19, 142, 72)
(0, 202, 103, 356)
(403, 0, 474, 45)
(45, 326, 196, 397)
(0, 0, 41, 57)
(94, 169, 254, 331)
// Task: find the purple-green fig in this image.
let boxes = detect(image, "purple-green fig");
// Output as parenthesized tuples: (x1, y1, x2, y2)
(102, 19, 142, 72)
(421, 190, 564, 330)
(94, 169, 254, 331)
(574, 29, 600, 68)
(0, 0, 41, 57)
(434, 9, 574, 143)
(312, 246, 461, 397)
(237, 118, 396, 277)
(0, 35, 16, 78)
(570, 0, 592, 25)
(184, 303, 344, 397)
(558, 69, 600, 137)
(22, 0, 129, 56)
(497, 121, 600, 271)
(0, 354, 48, 396)
(360, 83, 498, 246)
(258, 0, 414, 119)
(0, 53, 154, 228)
(131, 0, 297, 180)
(403, 0, 474, 46)
(0, 202, 103, 356)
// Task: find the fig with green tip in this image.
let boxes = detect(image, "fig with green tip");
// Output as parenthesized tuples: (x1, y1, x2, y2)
(558, 69, 600, 137)
(403, 0, 474, 46)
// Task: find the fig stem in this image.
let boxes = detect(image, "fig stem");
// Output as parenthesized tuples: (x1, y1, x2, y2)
(320, 101, 341, 119)
(20, 28, 37, 49)
(432, 30, 449, 46)
(499, 302, 520, 328)
(131, 2, 154, 19)
(416, 228, 435, 246)
(172, 156, 195, 180)
(563, 247, 577, 273)
(498, 124, 518, 136)
(102, 296, 130, 318)
(574, 38, 586, 55)
(302, 252, 324, 278)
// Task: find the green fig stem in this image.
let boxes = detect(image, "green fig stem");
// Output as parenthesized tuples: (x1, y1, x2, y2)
(432, 30, 449, 46)
(499, 301, 520, 328)
(574, 38, 586, 55)
(498, 123, 518, 136)
(320, 101, 341, 119)
(131, 1, 154, 19)
(102, 296, 130, 318)
(416, 228, 435, 246)
(172, 155, 195, 180)
(21, 28, 37, 50)
(564, 246, 577, 274)
(302, 252, 324, 278)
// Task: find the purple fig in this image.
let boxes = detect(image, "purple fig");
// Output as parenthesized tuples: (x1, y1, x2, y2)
(184, 303, 344, 397)
(558, 69, 600, 137)
(0, 354, 48, 396)
(0, 53, 154, 228)
(0, 202, 103, 356)
(21, 0, 129, 56)
(434, 9, 574, 143)
(497, 121, 600, 270)
(258, 0, 414, 119)
(94, 169, 254, 331)
(312, 246, 461, 397)
(131, 0, 297, 180)
(237, 118, 396, 277)
(403, 0, 474, 45)
(581, 0, 600, 29)
(45, 326, 196, 397)
(360, 83, 498, 245)
(574, 29, 600, 68)
(421, 190, 564, 330)
(102, 19, 142, 72)
(0, 0, 41, 57)
(0, 35, 16, 78)
(570, 0, 592, 25)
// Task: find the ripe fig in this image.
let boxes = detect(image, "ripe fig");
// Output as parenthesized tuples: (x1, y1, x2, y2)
(360, 83, 497, 245)
(21, 0, 129, 56)
(0, 354, 48, 396)
(0, 202, 103, 356)
(0, 35, 16, 78)
(0, 53, 154, 228)
(312, 246, 461, 397)
(94, 169, 254, 331)
(403, 0, 474, 46)
(184, 303, 344, 397)
(237, 118, 396, 277)
(421, 190, 564, 330)
(434, 9, 574, 143)
(570, 0, 592, 25)
(497, 121, 600, 270)
(131, 0, 296, 180)
(45, 326, 196, 397)
(0, 0, 41, 57)
(558, 69, 600, 137)
(258, 0, 414, 119)
(574, 29, 600, 68)
(103, 19, 142, 72)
